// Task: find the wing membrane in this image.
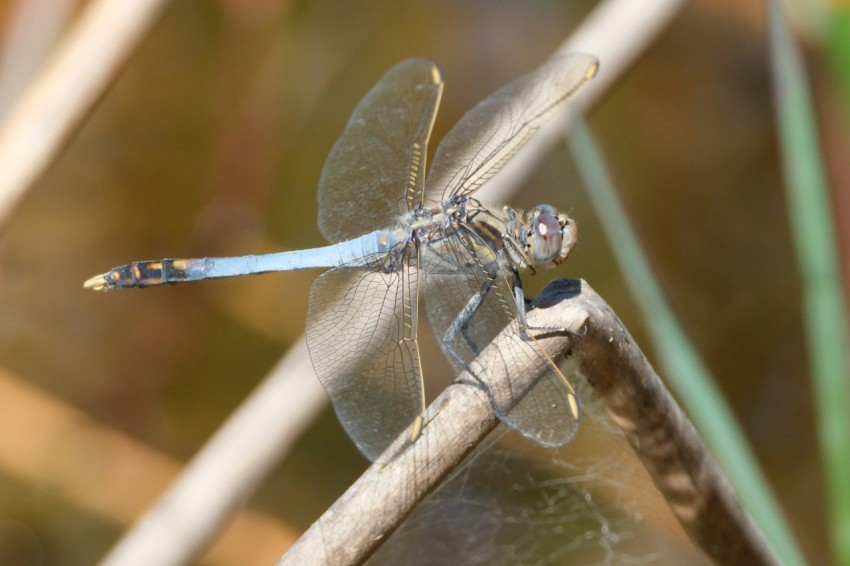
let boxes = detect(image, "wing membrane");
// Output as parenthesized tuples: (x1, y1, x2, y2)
(422, 230, 580, 447)
(306, 258, 423, 461)
(425, 53, 597, 202)
(318, 59, 443, 243)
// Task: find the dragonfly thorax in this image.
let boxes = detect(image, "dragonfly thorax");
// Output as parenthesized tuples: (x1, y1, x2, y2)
(524, 205, 577, 268)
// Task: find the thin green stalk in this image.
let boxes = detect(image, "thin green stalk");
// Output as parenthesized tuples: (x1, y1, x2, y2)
(568, 119, 805, 565)
(825, 6, 850, 121)
(766, 1, 850, 564)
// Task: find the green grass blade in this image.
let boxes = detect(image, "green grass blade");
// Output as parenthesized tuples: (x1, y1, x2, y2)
(568, 119, 806, 565)
(826, 6, 850, 119)
(767, 1, 850, 564)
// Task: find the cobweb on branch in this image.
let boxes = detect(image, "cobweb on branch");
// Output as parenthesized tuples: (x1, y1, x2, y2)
(367, 373, 709, 566)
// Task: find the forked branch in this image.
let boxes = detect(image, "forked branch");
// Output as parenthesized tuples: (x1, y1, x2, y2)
(276, 279, 778, 565)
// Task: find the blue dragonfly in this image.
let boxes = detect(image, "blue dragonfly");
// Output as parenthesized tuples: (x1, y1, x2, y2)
(85, 54, 598, 461)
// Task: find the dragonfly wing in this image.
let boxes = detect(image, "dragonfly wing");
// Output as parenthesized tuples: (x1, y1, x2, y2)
(422, 232, 580, 447)
(306, 255, 424, 461)
(425, 54, 597, 202)
(318, 59, 443, 243)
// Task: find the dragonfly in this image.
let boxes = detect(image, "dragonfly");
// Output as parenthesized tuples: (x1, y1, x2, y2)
(85, 54, 599, 462)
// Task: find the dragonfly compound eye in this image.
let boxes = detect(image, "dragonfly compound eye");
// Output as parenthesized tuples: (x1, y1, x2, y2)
(530, 206, 564, 266)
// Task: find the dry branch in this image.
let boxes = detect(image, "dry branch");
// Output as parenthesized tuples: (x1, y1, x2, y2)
(277, 279, 778, 566)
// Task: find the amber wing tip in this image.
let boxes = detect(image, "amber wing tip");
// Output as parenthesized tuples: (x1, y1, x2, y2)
(586, 59, 600, 80)
(83, 273, 110, 291)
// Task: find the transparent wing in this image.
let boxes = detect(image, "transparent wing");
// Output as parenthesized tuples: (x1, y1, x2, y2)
(318, 59, 444, 243)
(425, 53, 598, 203)
(305, 253, 423, 461)
(422, 230, 580, 447)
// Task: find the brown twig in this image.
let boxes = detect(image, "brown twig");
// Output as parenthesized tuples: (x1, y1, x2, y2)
(557, 280, 779, 565)
(276, 279, 778, 565)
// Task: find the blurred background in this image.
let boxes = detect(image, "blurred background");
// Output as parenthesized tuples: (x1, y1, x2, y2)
(0, 0, 843, 564)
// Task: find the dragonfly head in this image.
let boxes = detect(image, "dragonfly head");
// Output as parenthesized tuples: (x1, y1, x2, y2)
(526, 205, 577, 268)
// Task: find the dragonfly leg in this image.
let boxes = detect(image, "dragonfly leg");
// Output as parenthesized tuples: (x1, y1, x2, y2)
(446, 277, 494, 355)
(442, 278, 495, 392)
(513, 278, 578, 338)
